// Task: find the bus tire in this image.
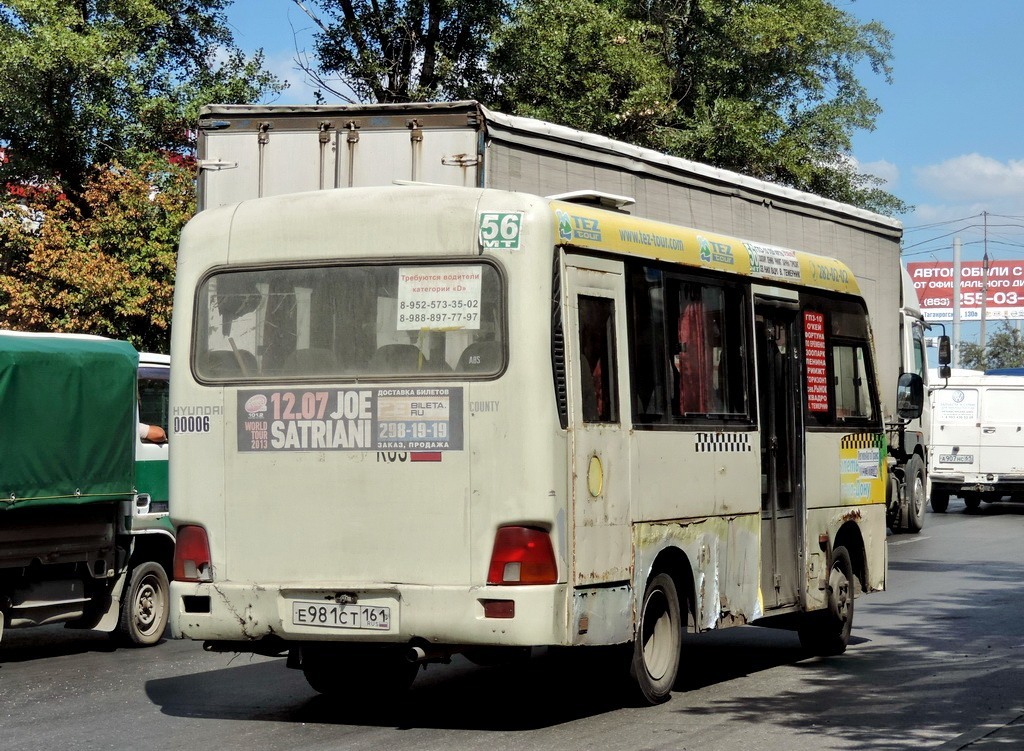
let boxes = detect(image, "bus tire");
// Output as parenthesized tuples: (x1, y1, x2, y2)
(799, 546, 853, 656)
(630, 572, 682, 705)
(963, 493, 982, 512)
(117, 561, 169, 646)
(905, 454, 927, 533)
(301, 645, 417, 700)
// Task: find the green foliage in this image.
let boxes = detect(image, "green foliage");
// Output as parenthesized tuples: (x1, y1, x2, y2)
(958, 321, 1024, 372)
(488, 0, 674, 144)
(0, 0, 282, 204)
(0, 157, 192, 352)
(484, 0, 906, 215)
(307, 0, 511, 102)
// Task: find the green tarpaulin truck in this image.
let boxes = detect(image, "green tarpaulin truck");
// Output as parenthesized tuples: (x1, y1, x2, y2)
(0, 331, 172, 645)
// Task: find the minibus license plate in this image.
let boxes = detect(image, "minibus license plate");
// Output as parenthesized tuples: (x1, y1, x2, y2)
(292, 601, 392, 631)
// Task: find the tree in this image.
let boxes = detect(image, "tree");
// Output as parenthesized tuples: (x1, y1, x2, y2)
(297, 0, 511, 102)
(959, 321, 1024, 372)
(487, 0, 675, 145)
(488, 0, 905, 215)
(0, 1, 282, 206)
(0, 157, 192, 352)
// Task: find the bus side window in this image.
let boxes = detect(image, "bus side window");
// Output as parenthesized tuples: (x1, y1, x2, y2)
(579, 296, 618, 423)
(832, 343, 874, 419)
(801, 295, 878, 426)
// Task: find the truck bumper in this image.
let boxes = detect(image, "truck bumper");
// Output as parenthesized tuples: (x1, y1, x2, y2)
(932, 473, 1024, 493)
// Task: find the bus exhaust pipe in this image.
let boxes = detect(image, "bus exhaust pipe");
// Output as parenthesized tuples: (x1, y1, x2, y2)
(407, 646, 427, 662)
(406, 645, 452, 664)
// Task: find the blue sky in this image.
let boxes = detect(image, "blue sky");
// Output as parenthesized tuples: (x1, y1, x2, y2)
(224, 0, 1024, 278)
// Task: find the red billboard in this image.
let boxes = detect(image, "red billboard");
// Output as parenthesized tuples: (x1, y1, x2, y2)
(906, 260, 1024, 321)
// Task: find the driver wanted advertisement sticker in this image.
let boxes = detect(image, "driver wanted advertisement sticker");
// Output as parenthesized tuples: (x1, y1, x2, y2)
(237, 387, 463, 452)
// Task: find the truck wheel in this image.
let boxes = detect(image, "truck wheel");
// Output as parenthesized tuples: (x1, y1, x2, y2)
(117, 561, 169, 646)
(301, 645, 417, 700)
(930, 488, 950, 513)
(630, 572, 682, 705)
(904, 455, 927, 533)
(963, 493, 982, 512)
(798, 546, 853, 656)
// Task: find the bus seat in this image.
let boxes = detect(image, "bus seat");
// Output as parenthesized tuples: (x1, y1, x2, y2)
(370, 344, 428, 373)
(456, 341, 501, 372)
(204, 349, 257, 377)
(282, 347, 338, 376)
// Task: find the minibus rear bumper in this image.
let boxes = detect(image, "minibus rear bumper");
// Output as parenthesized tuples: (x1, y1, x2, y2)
(169, 580, 571, 648)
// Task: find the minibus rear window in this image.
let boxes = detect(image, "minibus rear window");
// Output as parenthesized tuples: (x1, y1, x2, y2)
(193, 262, 505, 382)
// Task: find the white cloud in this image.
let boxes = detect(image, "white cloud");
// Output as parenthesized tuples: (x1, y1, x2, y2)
(915, 154, 1024, 203)
(856, 158, 900, 189)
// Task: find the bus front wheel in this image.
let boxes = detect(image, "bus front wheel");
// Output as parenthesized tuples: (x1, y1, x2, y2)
(799, 546, 853, 656)
(630, 572, 682, 705)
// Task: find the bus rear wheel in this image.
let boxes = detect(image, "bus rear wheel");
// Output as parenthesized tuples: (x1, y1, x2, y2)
(300, 645, 417, 700)
(630, 572, 682, 705)
(799, 546, 853, 656)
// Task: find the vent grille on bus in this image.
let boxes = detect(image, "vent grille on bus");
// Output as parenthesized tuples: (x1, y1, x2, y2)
(551, 252, 568, 429)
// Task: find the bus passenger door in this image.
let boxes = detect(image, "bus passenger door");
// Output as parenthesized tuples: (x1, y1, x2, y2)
(565, 258, 632, 587)
(755, 300, 803, 610)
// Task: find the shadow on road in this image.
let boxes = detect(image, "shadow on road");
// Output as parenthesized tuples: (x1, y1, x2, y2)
(674, 519, 1024, 751)
(145, 510, 1024, 745)
(963, 501, 1024, 517)
(0, 624, 121, 664)
(146, 631, 816, 730)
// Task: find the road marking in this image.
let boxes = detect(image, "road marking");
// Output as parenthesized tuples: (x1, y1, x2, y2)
(931, 709, 1024, 750)
(888, 535, 931, 546)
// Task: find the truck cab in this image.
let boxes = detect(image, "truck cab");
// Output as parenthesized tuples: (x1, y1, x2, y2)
(0, 333, 172, 645)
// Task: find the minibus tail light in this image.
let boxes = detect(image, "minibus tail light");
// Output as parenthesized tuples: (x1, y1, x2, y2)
(487, 526, 557, 585)
(174, 525, 213, 582)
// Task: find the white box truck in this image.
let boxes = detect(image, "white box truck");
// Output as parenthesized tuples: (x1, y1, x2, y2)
(930, 373, 1024, 511)
(194, 100, 932, 532)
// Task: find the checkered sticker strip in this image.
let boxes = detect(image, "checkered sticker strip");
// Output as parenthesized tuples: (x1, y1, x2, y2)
(840, 433, 885, 450)
(694, 432, 752, 452)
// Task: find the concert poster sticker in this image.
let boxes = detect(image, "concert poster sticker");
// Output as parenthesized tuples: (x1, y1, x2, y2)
(237, 387, 463, 452)
(804, 311, 829, 413)
(396, 266, 483, 330)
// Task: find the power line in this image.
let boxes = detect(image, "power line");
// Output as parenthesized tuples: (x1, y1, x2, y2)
(903, 213, 983, 232)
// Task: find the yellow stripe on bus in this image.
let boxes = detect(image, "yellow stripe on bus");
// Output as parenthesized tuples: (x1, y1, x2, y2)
(551, 201, 862, 296)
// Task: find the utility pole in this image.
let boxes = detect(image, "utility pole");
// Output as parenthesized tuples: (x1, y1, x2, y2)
(953, 237, 961, 368)
(980, 211, 990, 349)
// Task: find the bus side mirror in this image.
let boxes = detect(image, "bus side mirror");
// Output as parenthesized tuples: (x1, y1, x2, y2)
(897, 372, 924, 420)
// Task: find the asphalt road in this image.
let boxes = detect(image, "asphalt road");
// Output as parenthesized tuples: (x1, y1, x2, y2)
(3, 497, 1024, 751)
